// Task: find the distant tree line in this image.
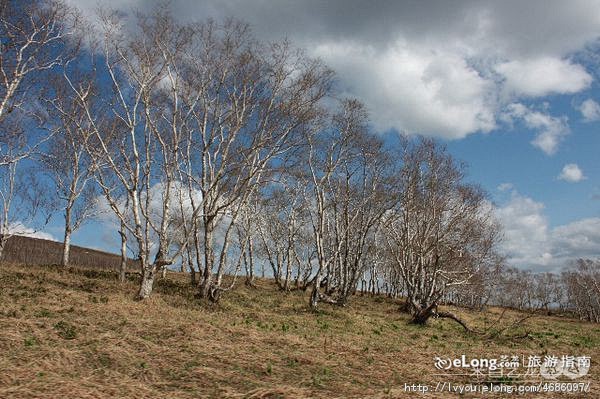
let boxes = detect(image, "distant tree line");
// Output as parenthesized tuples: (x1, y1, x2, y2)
(439, 259, 600, 323)
(0, 1, 597, 326)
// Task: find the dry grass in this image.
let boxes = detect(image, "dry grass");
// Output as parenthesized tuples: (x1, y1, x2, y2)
(1, 235, 138, 271)
(0, 263, 598, 398)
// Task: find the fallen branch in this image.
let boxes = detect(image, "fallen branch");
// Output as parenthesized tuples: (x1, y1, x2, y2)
(485, 312, 536, 340)
(435, 310, 474, 333)
(433, 305, 535, 341)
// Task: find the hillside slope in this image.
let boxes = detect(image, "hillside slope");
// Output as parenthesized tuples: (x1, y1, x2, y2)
(0, 263, 598, 398)
(1, 235, 137, 271)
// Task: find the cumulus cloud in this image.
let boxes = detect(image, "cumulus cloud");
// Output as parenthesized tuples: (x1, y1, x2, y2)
(496, 57, 592, 97)
(495, 191, 552, 269)
(578, 98, 600, 122)
(313, 40, 496, 137)
(504, 103, 570, 155)
(94, 181, 204, 230)
(92, 182, 232, 260)
(64, 0, 600, 140)
(551, 218, 600, 261)
(495, 190, 600, 272)
(558, 163, 586, 182)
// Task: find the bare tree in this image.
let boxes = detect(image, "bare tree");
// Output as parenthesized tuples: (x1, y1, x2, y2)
(65, 8, 331, 301)
(41, 78, 97, 266)
(0, 0, 77, 259)
(383, 138, 502, 325)
(66, 8, 193, 298)
(302, 101, 353, 309)
(337, 106, 393, 305)
(563, 259, 600, 322)
(301, 99, 396, 309)
(118, 218, 128, 282)
(444, 261, 505, 310)
(0, 0, 77, 164)
(494, 267, 535, 310)
(174, 20, 333, 302)
(323, 114, 397, 306)
(533, 272, 563, 312)
(0, 159, 42, 258)
(255, 178, 313, 291)
(237, 195, 261, 288)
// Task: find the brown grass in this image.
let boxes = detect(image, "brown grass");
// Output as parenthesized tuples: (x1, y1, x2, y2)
(1, 235, 138, 271)
(0, 263, 598, 398)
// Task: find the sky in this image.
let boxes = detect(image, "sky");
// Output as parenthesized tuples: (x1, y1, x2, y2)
(39, 0, 600, 272)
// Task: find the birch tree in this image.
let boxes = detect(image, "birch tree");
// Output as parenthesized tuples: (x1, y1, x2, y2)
(0, 0, 77, 259)
(67, 8, 331, 300)
(67, 9, 192, 298)
(383, 138, 501, 325)
(322, 111, 397, 306)
(255, 178, 314, 291)
(0, 0, 77, 125)
(42, 77, 97, 266)
(175, 20, 333, 302)
(563, 259, 600, 322)
(303, 99, 396, 309)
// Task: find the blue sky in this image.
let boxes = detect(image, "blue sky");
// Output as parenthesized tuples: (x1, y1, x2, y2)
(33, 0, 600, 272)
(447, 100, 600, 227)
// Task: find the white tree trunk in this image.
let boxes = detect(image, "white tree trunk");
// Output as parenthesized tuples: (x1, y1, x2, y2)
(62, 229, 71, 266)
(138, 268, 156, 299)
(119, 224, 127, 283)
(62, 205, 72, 266)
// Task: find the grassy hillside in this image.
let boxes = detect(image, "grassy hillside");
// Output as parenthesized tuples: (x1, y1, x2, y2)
(1, 235, 138, 271)
(0, 263, 598, 398)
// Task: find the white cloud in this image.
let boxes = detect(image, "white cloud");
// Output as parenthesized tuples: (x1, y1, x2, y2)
(505, 103, 570, 155)
(313, 41, 497, 138)
(497, 182, 514, 192)
(8, 222, 56, 241)
(578, 98, 600, 122)
(551, 218, 600, 261)
(64, 0, 600, 140)
(92, 181, 235, 259)
(495, 191, 551, 269)
(495, 190, 600, 271)
(94, 181, 204, 229)
(496, 57, 592, 97)
(558, 163, 586, 182)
